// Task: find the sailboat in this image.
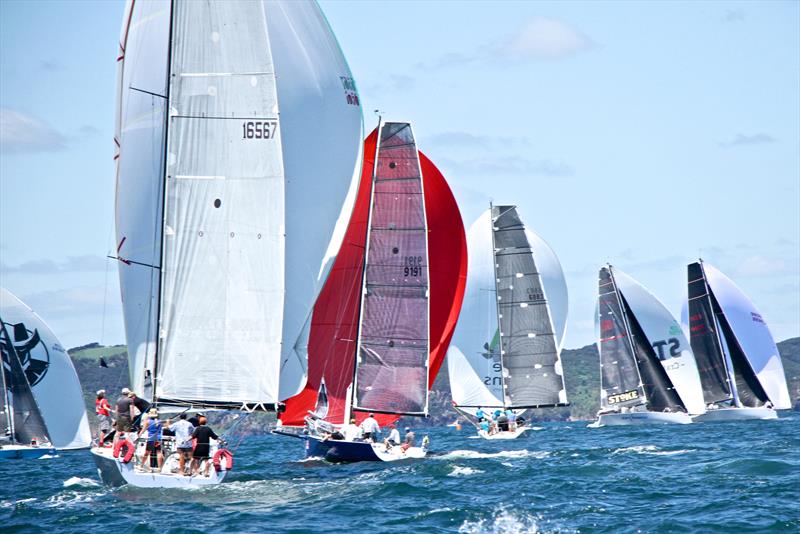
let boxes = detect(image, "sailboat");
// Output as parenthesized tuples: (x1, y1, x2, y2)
(92, 0, 363, 486)
(447, 206, 569, 439)
(275, 122, 468, 462)
(593, 265, 705, 426)
(1, 288, 91, 457)
(684, 260, 790, 422)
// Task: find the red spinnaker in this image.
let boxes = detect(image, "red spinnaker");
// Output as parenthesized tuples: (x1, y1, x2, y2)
(280, 128, 467, 427)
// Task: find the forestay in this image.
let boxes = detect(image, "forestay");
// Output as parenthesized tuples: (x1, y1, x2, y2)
(492, 206, 566, 408)
(353, 123, 430, 415)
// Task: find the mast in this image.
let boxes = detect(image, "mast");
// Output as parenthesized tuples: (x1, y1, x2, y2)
(606, 265, 647, 405)
(348, 113, 382, 423)
(0, 319, 17, 444)
(152, 0, 176, 405)
(699, 260, 740, 407)
(488, 202, 508, 408)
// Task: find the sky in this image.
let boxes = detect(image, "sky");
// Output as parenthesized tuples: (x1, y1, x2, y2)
(0, 0, 798, 351)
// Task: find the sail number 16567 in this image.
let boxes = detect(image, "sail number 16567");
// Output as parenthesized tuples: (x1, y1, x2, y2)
(242, 121, 278, 140)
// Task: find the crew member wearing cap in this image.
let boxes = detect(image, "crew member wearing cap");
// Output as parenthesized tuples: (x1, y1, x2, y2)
(95, 390, 113, 445)
(360, 412, 381, 442)
(190, 414, 219, 477)
(128, 390, 151, 432)
(138, 408, 164, 472)
(115, 387, 135, 442)
(400, 427, 416, 452)
(384, 424, 400, 449)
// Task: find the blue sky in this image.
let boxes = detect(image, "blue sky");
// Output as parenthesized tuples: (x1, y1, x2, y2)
(1, 0, 798, 350)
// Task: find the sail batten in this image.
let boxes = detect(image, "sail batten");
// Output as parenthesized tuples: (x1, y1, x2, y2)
(352, 122, 430, 416)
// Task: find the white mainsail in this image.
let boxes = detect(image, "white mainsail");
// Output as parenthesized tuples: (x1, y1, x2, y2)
(114, 0, 363, 407)
(701, 263, 790, 409)
(0, 288, 91, 449)
(612, 269, 706, 415)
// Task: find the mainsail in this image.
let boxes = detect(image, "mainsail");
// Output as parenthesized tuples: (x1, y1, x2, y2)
(0, 288, 91, 449)
(684, 261, 790, 409)
(114, 0, 363, 408)
(279, 128, 467, 427)
(353, 123, 430, 415)
(448, 208, 568, 414)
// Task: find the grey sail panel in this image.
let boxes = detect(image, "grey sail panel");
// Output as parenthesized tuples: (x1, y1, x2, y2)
(354, 122, 430, 415)
(597, 267, 645, 409)
(622, 297, 686, 412)
(492, 206, 564, 408)
(0, 321, 50, 445)
(686, 262, 732, 404)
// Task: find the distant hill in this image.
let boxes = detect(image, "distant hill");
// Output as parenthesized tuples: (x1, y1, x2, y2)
(69, 337, 800, 431)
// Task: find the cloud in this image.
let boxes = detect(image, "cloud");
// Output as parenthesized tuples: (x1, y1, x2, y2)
(424, 131, 532, 150)
(77, 125, 100, 138)
(440, 156, 573, 177)
(40, 59, 61, 71)
(491, 18, 595, 61)
(22, 286, 108, 316)
(0, 108, 67, 154)
(1, 255, 109, 275)
(719, 133, 776, 148)
(363, 74, 415, 94)
(723, 9, 745, 23)
(419, 17, 594, 71)
(736, 255, 790, 277)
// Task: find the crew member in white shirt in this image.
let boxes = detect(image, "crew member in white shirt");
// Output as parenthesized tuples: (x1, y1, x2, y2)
(360, 412, 381, 442)
(343, 418, 362, 441)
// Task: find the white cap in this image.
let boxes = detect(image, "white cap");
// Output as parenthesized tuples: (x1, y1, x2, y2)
(121, 387, 131, 395)
(96, 389, 105, 395)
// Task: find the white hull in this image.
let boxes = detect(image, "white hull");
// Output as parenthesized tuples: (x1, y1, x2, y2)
(478, 427, 530, 440)
(692, 407, 778, 422)
(91, 446, 228, 488)
(372, 444, 427, 461)
(593, 411, 693, 427)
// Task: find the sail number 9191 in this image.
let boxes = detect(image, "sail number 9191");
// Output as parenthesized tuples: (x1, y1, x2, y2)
(242, 121, 278, 140)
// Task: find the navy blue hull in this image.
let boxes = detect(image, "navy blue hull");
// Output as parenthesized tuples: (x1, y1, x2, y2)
(304, 436, 381, 463)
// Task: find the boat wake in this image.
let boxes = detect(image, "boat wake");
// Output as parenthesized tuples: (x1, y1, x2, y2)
(611, 445, 693, 456)
(448, 466, 484, 477)
(439, 449, 550, 461)
(63, 477, 101, 488)
(458, 508, 562, 534)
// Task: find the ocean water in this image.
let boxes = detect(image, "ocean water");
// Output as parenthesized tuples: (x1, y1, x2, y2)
(1, 417, 798, 533)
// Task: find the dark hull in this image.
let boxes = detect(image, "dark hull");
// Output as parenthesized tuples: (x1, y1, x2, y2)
(305, 436, 382, 463)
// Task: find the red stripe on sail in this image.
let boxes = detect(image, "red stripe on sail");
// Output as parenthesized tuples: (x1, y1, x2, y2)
(280, 129, 467, 427)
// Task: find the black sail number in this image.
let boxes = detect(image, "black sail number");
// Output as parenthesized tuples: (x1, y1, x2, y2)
(404, 255, 423, 277)
(242, 121, 278, 140)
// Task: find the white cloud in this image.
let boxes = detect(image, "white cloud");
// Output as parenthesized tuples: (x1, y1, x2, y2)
(1, 255, 108, 275)
(440, 155, 573, 177)
(492, 18, 595, 61)
(0, 108, 66, 154)
(719, 133, 776, 148)
(736, 255, 789, 277)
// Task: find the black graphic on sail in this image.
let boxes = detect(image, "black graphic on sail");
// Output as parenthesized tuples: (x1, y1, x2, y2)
(621, 295, 685, 412)
(1, 321, 50, 387)
(597, 267, 644, 409)
(492, 205, 565, 408)
(710, 292, 769, 408)
(314, 379, 329, 420)
(686, 262, 732, 404)
(0, 319, 50, 445)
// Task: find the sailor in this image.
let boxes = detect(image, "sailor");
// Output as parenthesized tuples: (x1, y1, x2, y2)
(385, 424, 401, 447)
(115, 387, 135, 442)
(168, 413, 195, 475)
(343, 418, 361, 441)
(95, 390, 113, 445)
(479, 419, 490, 434)
(496, 411, 509, 432)
(360, 412, 380, 442)
(505, 408, 515, 430)
(128, 391, 151, 431)
(475, 407, 486, 422)
(191, 414, 219, 477)
(765, 401, 774, 410)
(400, 427, 416, 452)
(493, 409, 502, 419)
(138, 408, 164, 472)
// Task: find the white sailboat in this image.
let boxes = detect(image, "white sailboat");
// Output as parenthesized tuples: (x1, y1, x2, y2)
(593, 265, 704, 426)
(447, 206, 569, 439)
(1, 288, 91, 456)
(93, 0, 363, 486)
(683, 260, 790, 422)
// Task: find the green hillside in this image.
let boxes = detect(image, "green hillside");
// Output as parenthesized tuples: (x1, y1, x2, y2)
(68, 337, 800, 432)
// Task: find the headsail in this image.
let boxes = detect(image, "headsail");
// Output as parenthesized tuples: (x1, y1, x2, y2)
(492, 205, 567, 409)
(353, 123, 430, 415)
(115, 0, 363, 408)
(446, 346, 503, 415)
(0, 288, 91, 449)
(612, 269, 705, 415)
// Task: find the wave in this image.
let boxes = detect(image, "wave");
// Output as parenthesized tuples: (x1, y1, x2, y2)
(448, 466, 484, 477)
(459, 509, 553, 534)
(439, 449, 550, 460)
(38, 454, 59, 459)
(611, 445, 692, 456)
(63, 477, 100, 488)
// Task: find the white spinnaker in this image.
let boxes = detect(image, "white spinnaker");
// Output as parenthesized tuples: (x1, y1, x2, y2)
(612, 269, 706, 415)
(0, 289, 91, 449)
(267, 0, 364, 400)
(446, 346, 503, 416)
(703, 263, 791, 409)
(115, 0, 171, 399)
(449, 209, 569, 408)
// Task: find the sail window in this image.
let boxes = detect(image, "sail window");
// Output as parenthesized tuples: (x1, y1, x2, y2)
(214, 198, 221, 208)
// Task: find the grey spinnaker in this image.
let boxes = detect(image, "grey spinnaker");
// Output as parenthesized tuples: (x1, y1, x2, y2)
(492, 205, 565, 408)
(353, 122, 430, 415)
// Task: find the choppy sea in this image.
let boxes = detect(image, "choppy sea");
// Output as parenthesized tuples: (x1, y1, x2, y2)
(1, 416, 797, 533)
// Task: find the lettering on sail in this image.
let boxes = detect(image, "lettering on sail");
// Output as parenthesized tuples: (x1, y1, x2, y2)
(241, 121, 278, 140)
(340, 76, 360, 106)
(607, 389, 639, 404)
